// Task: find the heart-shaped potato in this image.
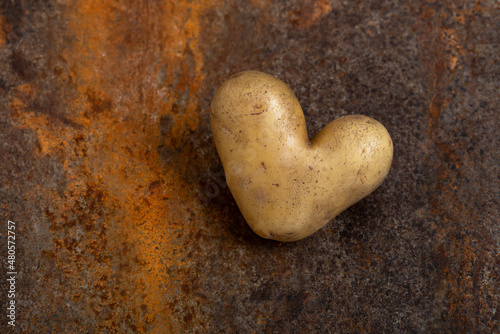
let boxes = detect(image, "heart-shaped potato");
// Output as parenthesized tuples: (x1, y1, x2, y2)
(210, 71, 393, 242)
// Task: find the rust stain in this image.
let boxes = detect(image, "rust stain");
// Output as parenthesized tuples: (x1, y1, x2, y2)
(434, 235, 497, 330)
(415, 1, 496, 330)
(0, 13, 7, 48)
(288, 0, 333, 29)
(249, 0, 267, 9)
(416, 2, 468, 175)
(9, 0, 219, 332)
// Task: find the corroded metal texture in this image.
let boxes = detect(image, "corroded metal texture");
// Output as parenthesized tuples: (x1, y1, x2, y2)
(0, 0, 499, 333)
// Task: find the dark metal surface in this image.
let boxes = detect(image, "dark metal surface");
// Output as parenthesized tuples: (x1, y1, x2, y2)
(0, 0, 499, 333)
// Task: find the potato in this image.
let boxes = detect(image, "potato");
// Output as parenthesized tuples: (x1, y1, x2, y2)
(210, 71, 393, 242)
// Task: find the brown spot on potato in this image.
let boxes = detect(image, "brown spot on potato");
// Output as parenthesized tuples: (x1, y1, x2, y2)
(250, 110, 267, 115)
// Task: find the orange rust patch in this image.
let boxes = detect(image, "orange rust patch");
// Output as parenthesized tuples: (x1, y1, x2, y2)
(289, 0, 333, 29)
(249, 0, 267, 9)
(0, 13, 7, 48)
(10, 0, 220, 331)
(414, 2, 496, 328)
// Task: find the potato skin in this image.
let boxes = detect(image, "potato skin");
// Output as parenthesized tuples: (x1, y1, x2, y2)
(211, 71, 393, 242)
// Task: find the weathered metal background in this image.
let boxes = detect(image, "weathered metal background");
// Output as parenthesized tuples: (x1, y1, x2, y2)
(0, 0, 499, 333)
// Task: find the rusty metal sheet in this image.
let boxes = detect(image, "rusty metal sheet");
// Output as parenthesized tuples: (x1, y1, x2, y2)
(0, 0, 499, 333)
